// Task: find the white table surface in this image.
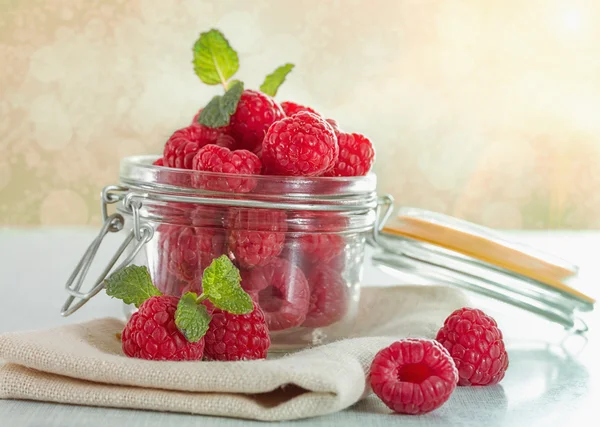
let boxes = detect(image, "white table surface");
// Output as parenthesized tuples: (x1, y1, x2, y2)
(0, 228, 598, 426)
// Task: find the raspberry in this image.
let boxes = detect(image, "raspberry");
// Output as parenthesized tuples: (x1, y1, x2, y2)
(163, 125, 223, 169)
(262, 112, 338, 176)
(281, 101, 319, 117)
(191, 145, 262, 193)
(203, 302, 271, 361)
(279, 102, 343, 136)
(370, 339, 458, 415)
(214, 133, 237, 150)
(279, 102, 343, 137)
(436, 308, 509, 386)
(240, 258, 310, 331)
(229, 90, 285, 153)
(146, 164, 193, 222)
(157, 224, 225, 282)
(282, 212, 347, 271)
(325, 118, 340, 132)
(299, 233, 345, 264)
(324, 132, 374, 177)
(180, 280, 204, 296)
(189, 205, 226, 228)
(152, 266, 189, 297)
(287, 211, 349, 233)
(121, 296, 205, 361)
(227, 208, 287, 269)
(302, 265, 348, 328)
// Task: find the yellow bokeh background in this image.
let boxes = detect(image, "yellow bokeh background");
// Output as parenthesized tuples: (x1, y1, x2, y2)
(2, 0, 600, 228)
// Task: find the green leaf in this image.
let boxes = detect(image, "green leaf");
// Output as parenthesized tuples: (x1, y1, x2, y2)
(259, 63, 295, 96)
(193, 29, 239, 86)
(198, 80, 244, 128)
(202, 255, 253, 315)
(104, 265, 161, 307)
(175, 292, 211, 343)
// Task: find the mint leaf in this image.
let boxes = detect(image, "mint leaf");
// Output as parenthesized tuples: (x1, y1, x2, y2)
(198, 80, 244, 128)
(175, 292, 211, 343)
(104, 265, 161, 307)
(193, 29, 239, 86)
(260, 63, 294, 96)
(202, 255, 253, 315)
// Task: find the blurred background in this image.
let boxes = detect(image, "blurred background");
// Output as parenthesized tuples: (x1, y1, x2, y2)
(1, 0, 599, 229)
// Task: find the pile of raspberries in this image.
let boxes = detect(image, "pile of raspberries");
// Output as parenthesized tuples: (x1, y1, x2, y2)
(158, 92, 375, 179)
(152, 91, 374, 333)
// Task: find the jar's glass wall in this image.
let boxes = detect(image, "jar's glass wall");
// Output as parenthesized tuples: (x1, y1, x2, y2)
(117, 156, 379, 351)
(123, 210, 369, 351)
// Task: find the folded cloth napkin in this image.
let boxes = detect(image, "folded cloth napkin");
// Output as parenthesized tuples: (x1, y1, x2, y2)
(0, 285, 468, 421)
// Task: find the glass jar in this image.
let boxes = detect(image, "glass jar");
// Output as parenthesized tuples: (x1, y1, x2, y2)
(61, 155, 394, 351)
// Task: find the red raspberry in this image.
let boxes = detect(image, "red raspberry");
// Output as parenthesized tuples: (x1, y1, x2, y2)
(152, 265, 189, 297)
(281, 101, 319, 117)
(192, 110, 237, 150)
(203, 302, 271, 361)
(324, 132, 374, 177)
(229, 90, 285, 154)
(157, 224, 225, 282)
(302, 265, 348, 328)
(214, 133, 237, 150)
(325, 118, 340, 132)
(149, 200, 194, 224)
(240, 258, 310, 331)
(370, 339, 458, 415)
(299, 233, 345, 264)
(227, 208, 287, 269)
(189, 205, 226, 228)
(279, 102, 342, 136)
(121, 295, 205, 361)
(163, 125, 219, 169)
(152, 157, 165, 166)
(282, 212, 347, 271)
(262, 112, 338, 176)
(436, 308, 509, 386)
(191, 145, 262, 193)
(180, 280, 204, 296)
(287, 211, 349, 233)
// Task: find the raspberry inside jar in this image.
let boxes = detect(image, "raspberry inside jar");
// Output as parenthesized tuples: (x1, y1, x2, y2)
(241, 258, 310, 331)
(117, 155, 381, 350)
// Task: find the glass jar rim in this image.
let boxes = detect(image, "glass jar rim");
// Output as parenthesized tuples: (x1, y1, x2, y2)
(119, 155, 377, 200)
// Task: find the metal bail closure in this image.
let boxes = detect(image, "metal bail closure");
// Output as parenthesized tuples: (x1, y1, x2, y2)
(61, 212, 153, 317)
(371, 194, 395, 245)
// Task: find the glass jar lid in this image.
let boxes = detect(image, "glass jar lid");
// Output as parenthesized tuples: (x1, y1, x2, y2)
(372, 207, 595, 333)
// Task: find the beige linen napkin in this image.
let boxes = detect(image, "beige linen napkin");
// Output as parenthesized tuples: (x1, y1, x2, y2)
(0, 285, 468, 421)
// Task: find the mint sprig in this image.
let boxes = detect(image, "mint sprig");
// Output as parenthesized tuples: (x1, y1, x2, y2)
(198, 80, 244, 128)
(174, 256, 253, 342)
(260, 63, 294, 97)
(192, 29, 296, 127)
(104, 265, 161, 307)
(175, 292, 211, 343)
(193, 29, 239, 88)
(201, 255, 253, 314)
(104, 258, 253, 345)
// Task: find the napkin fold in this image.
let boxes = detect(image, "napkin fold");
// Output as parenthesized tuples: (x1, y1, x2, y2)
(0, 285, 468, 421)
